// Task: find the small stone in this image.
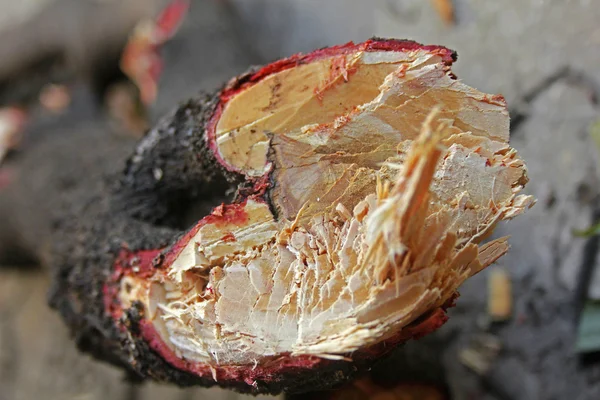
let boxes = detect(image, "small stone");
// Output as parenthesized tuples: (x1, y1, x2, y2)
(153, 168, 163, 181)
(459, 347, 491, 376)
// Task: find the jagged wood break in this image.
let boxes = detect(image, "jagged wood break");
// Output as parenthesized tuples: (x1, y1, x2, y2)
(97, 39, 532, 394)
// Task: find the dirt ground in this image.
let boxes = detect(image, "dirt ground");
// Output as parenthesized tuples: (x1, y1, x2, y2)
(1, 0, 600, 399)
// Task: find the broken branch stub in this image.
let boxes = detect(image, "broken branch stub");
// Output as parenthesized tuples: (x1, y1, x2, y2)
(53, 39, 534, 394)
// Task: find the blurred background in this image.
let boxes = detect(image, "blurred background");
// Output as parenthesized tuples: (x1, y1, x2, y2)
(1, 0, 600, 399)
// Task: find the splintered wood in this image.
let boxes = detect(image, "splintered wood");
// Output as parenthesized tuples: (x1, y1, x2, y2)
(120, 47, 534, 367)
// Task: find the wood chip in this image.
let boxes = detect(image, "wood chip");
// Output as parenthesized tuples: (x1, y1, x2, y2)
(459, 334, 502, 376)
(488, 268, 512, 321)
(120, 0, 190, 104)
(431, 0, 455, 25)
(459, 347, 491, 375)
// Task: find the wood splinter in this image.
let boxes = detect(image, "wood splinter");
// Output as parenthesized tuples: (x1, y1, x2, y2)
(16, 39, 534, 394)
